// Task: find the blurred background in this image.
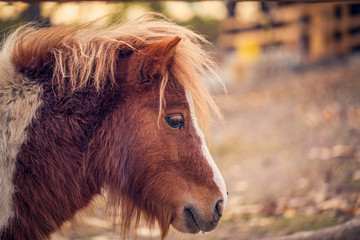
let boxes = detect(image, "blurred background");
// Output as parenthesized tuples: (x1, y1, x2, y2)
(2, 1, 360, 239)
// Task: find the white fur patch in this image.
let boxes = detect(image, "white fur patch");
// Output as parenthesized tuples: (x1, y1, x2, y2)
(185, 91, 227, 206)
(0, 39, 42, 230)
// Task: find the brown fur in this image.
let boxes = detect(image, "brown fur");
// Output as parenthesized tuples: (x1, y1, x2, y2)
(0, 14, 224, 240)
(10, 14, 222, 131)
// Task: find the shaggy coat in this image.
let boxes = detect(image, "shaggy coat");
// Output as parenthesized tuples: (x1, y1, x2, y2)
(0, 15, 227, 239)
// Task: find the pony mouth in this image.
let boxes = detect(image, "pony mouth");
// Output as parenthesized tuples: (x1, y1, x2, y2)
(183, 208, 201, 233)
(182, 206, 220, 233)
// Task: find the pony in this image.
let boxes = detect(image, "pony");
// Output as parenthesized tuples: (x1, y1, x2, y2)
(0, 14, 227, 239)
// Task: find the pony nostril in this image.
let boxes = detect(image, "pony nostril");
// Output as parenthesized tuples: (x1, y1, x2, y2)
(215, 200, 224, 217)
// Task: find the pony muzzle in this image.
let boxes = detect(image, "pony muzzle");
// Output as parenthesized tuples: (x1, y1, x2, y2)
(172, 199, 224, 233)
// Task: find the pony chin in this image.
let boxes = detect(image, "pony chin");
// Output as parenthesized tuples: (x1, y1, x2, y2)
(105, 190, 173, 239)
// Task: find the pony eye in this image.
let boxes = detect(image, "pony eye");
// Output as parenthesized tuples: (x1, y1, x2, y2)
(165, 113, 185, 129)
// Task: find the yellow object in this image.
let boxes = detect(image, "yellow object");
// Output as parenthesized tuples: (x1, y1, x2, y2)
(236, 40, 261, 65)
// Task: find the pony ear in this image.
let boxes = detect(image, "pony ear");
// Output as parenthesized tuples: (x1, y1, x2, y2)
(137, 36, 181, 82)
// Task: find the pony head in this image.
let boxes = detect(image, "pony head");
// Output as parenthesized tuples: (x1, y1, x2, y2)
(0, 14, 227, 239)
(101, 35, 228, 237)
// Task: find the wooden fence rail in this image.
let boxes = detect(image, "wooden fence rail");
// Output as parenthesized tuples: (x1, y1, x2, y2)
(218, 3, 360, 61)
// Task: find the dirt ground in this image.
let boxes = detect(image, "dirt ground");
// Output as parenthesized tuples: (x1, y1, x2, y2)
(52, 51, 360, 240)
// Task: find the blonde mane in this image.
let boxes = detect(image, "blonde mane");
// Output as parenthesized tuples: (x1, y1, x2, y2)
(8, 14, 222, 132)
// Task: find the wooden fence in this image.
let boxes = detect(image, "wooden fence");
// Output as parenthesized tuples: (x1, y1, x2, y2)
(218, 3, 360, 61)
